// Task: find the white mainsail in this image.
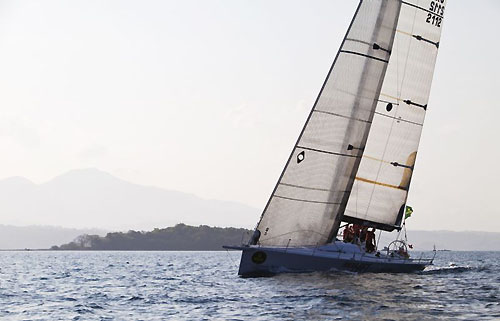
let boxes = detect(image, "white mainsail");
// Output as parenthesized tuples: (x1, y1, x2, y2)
(255, 0, 445, 247)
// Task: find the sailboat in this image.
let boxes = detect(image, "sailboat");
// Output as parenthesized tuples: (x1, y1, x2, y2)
(224, 0, 446, 276)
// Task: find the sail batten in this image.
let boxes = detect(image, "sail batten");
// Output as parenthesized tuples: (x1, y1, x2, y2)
(340, 50, 390, 63)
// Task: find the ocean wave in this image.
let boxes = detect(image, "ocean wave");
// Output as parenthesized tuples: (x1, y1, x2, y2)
(0, 251, 498, 320)
(421, 266, 474, 274)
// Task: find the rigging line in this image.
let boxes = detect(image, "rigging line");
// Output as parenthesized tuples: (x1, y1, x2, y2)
(339, 50, 389, 63)
(401, 1, 444, 18)
(396, 21, 401, 129)
(314, 110, 372, 124)
(260, 229, 329, 243)
(224, 249, 239, 269)
(279, 182, 346, 193)
(355, 165, 359, 218)
(375, 230, 382, 251)
(326, 86, 392, 106)
(321, 84, 400, 108)
(374, 111, 423, 126)
(296, 146, 361, 158)
(396, 227, 402, 243)
(397, 6, 420, 121)
(274, 195, 341, 205)
(377, 98, 399, 105)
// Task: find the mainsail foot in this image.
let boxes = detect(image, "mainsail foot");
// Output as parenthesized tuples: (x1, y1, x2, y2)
(224, 241, 432, 277)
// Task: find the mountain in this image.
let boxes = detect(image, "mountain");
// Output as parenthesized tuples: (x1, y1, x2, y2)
(2, 169, 498, 251)
(0, 225, 106, 250)
(0, 168, 259, 231)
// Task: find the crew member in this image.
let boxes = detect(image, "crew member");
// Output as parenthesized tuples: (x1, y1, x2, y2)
(360, 226, 368, 243)
(365, 228, 376, 253)
(343, 225, 354, 243)
(352, 224, 362, 244)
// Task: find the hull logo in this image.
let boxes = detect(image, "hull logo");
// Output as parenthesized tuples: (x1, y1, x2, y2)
(251, 251, 267, 264)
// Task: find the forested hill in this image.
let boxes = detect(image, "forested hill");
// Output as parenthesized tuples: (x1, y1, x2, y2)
(51, 224, 251, 250)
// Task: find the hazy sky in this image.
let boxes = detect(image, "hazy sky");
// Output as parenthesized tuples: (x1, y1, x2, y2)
(0, 0, 499, 232)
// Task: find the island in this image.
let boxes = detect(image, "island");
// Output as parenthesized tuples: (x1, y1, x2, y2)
(50, 223, 251, 251)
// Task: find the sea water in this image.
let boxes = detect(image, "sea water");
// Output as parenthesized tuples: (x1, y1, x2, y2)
(0, 251, 499, 320)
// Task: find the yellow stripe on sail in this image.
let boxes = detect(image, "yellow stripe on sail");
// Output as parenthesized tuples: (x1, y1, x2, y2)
(380, 93, 401, 102)
(355, 176, 407, 191)
(362, 155, 392, 164)
(396, 29, 412, 37)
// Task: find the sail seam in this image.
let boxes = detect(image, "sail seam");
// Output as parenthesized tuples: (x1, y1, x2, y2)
(340, 50, 389, 63)
(314, 110, 372, 124)
(345, 38, 371, 46)
(280, 182, 335, 193)
(401, 1, 443, 18)
(274, 195, 341, 205)
(296, 146, 361, 158)
(377, 98, 399, 105)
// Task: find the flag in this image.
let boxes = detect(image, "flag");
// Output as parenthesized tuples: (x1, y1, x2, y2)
(405, 205, 413, 220)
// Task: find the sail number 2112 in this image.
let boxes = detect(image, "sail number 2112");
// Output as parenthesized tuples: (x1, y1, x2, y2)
(426, 0, 444, 27)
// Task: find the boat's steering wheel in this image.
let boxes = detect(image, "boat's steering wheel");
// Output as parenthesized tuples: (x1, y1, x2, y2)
(387, 240, 409, 258)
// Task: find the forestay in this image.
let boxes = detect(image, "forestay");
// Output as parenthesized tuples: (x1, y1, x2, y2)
(343, 0, 446, 230)
(255, 0, 402, 247)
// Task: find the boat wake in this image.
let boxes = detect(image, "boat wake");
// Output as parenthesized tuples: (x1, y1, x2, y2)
(421, 265, 475, 275)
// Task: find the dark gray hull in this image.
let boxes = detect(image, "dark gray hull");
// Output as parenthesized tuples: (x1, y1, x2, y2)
(232, 245, 430, 277)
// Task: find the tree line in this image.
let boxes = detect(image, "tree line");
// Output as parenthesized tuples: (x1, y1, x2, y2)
(50, 223, 251, 250)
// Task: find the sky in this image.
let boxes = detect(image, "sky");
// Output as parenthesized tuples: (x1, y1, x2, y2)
(0, 0, 499, 232)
